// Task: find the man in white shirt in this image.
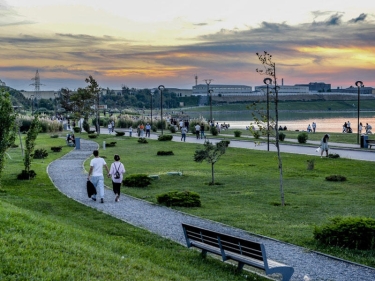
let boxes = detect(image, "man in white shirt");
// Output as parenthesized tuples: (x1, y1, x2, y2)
(87, 150, 109, 203)
(194, 124, 200, 139)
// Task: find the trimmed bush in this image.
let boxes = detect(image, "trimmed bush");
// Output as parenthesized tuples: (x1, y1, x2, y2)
(115, 131, 125, 136)
(152, 125, 157, 132)
(314, 216, 375, 250)
(279, 132, 286, 141)
(106, 142, 117, 147)
(169, 125, 176, 133)
(123, 174, 152, 188)
(137, 138, 148, 143)
(88, 134, 98, 139)
(50, 135, 59, 138)
(158, 135, 173, 141)
(73, 126, 81, 133)
(157, 151, 174, 156)
(325, 175, 346, 181)
(328, 153, 340, 158)
(157, 190, 201, 207)
(217, 140, 230, 147)
(17, 170, 37, 180)
(297, 132, 308, 143)
(33, 148, 48, 159)
(234, 130, 242, 137)
(210, 126, 218, 136)
(51, 146, 62, 152)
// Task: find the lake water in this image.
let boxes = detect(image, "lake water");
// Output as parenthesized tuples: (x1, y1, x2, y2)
(187, 110, 375, 133)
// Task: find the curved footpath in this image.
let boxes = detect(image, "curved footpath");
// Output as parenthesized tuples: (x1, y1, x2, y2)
(48, 137, 375, 281)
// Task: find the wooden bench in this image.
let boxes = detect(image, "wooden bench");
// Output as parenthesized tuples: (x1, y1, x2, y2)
(367, 139, 375, 149)
(182, 223, 294, 281)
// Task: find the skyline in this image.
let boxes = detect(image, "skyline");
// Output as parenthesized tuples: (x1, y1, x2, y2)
(1, 0, 375, 91)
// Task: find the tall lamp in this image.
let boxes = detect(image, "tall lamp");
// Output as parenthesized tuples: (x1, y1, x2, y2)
(150, 90, 154, 126)
(355, 81, 363, 145)
(158, 85, 165, 135)
(54, 93, 58, 117)
(30, 95, 34, 116)
(204, 79, 213, 122)
(263, 78, 272, 151)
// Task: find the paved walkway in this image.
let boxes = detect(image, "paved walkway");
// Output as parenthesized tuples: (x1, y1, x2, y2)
(49, 133, 375, 281)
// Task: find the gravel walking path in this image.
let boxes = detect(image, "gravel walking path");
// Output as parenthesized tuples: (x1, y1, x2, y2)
(48, 138, 375, 281)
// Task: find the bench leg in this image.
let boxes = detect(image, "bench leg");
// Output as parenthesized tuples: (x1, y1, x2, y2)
(201, 249, 207, 258)
(237, 262, 244, 271)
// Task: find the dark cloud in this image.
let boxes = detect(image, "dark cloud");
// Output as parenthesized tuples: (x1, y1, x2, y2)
(349, 13, 367, 23)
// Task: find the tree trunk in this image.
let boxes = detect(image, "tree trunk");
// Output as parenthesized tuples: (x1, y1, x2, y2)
(211, 163, 215, 185)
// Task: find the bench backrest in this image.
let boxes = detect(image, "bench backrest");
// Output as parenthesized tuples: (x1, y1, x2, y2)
(182, 223, 265, 264)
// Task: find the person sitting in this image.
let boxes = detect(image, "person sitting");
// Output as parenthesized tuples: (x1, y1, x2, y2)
(283, 126, 287, 131)
(365, 123, 372, 134)
(66, 134, 74, 146)
(279, 125, 283, 131)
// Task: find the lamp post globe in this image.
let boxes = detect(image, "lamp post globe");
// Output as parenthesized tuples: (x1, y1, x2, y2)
(355, 81, 363, 145)
(158, 85, 165, 135)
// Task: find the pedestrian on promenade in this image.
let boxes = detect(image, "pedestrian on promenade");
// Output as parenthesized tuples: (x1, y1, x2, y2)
(87, 150, 110, 203)
(195, 123, 200, 139)
(108, 154, 126, 202)
(140, 123, 145, 137)
(111, 120, 115, 132)
(129, 125, 133, 137)
(200, 123, 205, 139)
(320, 134, 330, 158)
(108, 122, 112, 134)
(307, 124, 311, 133)
(181, 126, 187, 142)
(145, 123, 151, 137)
(312, 122, 316, 133)
(359, 122, 363, 134)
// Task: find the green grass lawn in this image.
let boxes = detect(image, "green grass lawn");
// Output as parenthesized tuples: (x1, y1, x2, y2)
(81, 133, 375, 267)
(0, 134, 266, 281)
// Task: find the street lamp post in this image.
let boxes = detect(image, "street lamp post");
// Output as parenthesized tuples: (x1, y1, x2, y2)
(158, 85, 165, 135)
(208, 89, 214, 123)
(204, 79, 213, 123)
(54, 93, 58, 117)
(355, 81, 364, 145)
(150, 90, 154, 126)
(263, 78, 272, 151)
(30, 95, 34, 116)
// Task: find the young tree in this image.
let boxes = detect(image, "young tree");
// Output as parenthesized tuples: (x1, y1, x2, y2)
(255, 51, 285, 206)
(85, 76, 101, 134)
(194, 140, 227, 185)
(69, 87, 96, 132)
(0, 91, 16, 183)
(23, 115, 40, 178)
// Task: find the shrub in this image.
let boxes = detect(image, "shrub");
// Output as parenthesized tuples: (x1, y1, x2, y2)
(51, 146, 62, 152)
(106, 142, 117, 147)
(307, 159, 314, 170)
(217, 140, 230, 147)
(234, 130, 242, 137)
(152, 125, 157, 132)
(328, 153, 340, 158)
(325, 175, 347, 181)
(279, 132, 286, 141)
(11, 144, 19, 148)
(297, 132, 308, 143)
(157, 191, 201, 207)
(252, 130, 261, 139)
(157, 151, 174, 156)
(210, 126, 218, 136)
(73, 126, 81, 133)
(50, 135, 59, 138)
(158, 135, 173, 141)
(137, 138, 148, 143)
(123, 174, 152, 188)
(33, 148, 48, 159)
(17, 170, 37, 180)
(88, 134, 98, 139)
(82, 119, 90, 133)
(169, 125, 176, 133)
(314, 216, 375, 250)
(115, 131, 125, 136)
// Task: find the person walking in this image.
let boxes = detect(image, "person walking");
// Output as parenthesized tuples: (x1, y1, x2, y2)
(307, 124, 311, 133)
(195, 123, 200, 139)
(145, 123, 151, 137)
(111, 120, 115, 132)
(139, 123, 145, 137)
(312, 122, 316, 133)
(108, 122, 112, 134)
(320, 134, 330, 158)
(181, 126, 187, 142)
(359, 122, 363, 134)
(87, 150, 110, 203)
(200, 123, 205, 139)
(108, 154, 126, 202)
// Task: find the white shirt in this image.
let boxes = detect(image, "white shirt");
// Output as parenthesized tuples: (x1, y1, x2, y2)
(90, 157, 107, 176)
(195, 124, 200, 131)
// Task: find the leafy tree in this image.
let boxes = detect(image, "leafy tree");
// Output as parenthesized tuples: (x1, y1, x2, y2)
(0, 91, 17, 183)
(59, 88, 74, 113)
(85, 76, 101, 134)
(256, 51, 285, 206)
(23, 115, 40, 178)
(69, 87, 96, 132)
(194, 140, 227, 185)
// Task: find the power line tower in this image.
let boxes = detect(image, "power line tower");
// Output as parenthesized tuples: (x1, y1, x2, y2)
(194, 74, 198, 86)
(30, 69, 44, 99)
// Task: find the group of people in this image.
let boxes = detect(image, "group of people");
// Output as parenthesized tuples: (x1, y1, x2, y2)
(307, 122, 317, 133)
(342, 121, 352, 133)
(107, 120, 115, 134)
(136, 123, 152, 137)
(343, 121, 372, 134)
(87, 150, 126, 203)
(66, 133, 75, 146)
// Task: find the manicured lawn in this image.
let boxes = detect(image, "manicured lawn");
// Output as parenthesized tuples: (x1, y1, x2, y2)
(81, 133, 375, 267)
(0, 133, 266, 281)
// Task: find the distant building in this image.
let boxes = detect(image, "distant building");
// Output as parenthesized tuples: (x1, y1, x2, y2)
(331, 86, 373, 95)
(295, 82, 331, 92)
(192, 84, 252, 96)
(255, 85, 309, 94)
(166, 88, 192, 97)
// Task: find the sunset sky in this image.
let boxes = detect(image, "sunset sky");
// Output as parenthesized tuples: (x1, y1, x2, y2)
(1, 0, 375, 91)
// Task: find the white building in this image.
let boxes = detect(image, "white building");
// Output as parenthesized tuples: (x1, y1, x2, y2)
(254, 85, 309, 95)
(192, 84, 252, 96)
